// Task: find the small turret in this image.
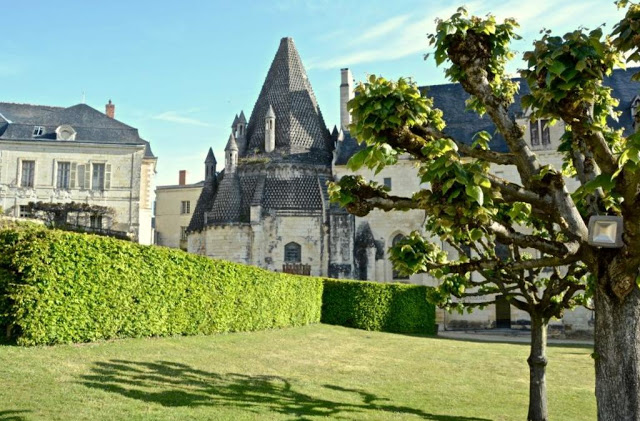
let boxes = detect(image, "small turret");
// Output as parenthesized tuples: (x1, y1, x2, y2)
(231, 114, 239, 131)
(265, 104, 276, 153)
(236, 111, 247, 138)
(225, 132, 239, 173)
(205, 147, 217, 181)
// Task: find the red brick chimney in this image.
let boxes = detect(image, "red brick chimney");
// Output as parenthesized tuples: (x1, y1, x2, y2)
(178, 170, 187, 186)
(105, 99, 115, 119)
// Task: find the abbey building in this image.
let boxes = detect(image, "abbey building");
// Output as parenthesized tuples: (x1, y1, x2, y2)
(187, 37, 640, 332)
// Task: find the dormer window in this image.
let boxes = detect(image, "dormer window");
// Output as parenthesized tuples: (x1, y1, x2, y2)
(32, 126, 44, 137)
(55, 125, 76, 141)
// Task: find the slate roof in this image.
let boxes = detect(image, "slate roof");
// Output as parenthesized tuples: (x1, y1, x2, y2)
(188, 175, 220, 232)
(0, 102, 154, 158)
(205, 147, 217, 164)
(244, 37, 333, 164)
(335, 67, 640, 164)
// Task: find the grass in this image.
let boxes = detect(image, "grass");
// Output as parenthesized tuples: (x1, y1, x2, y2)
(0, 324, 594, 420)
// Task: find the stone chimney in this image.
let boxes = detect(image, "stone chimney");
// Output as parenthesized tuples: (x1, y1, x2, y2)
(340, 68, 354, 130)
(178, 170, 187, 186)
(105, 99, 115, 119)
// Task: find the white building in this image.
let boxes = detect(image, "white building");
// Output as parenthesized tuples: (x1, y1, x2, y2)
(0, 101, 156, 244)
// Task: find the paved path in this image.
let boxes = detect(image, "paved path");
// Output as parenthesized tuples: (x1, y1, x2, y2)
(438, 329, 593, 346)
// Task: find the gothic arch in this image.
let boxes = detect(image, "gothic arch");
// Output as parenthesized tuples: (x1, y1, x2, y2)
(390, 232, 409, 280)
(284, 242, 301, 263)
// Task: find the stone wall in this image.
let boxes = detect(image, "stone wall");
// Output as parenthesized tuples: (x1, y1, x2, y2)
(0, 141, 148, 242)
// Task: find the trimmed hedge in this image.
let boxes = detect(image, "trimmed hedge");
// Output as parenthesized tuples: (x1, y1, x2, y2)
(0, 227, 323, 345)
(321, 279, 436, 334)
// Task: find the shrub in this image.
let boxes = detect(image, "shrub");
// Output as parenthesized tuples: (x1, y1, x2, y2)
(0, 227, 323, 345)
(321, 279, 436, 334)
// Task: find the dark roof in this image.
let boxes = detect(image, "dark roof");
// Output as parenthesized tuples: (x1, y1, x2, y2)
(188, 175, 220, 232)
(244, 37, 333, 164)
(205, 147, 217, 164)
(335, 67, 640, 164)
(262, 176, 323, 210)
(0, 102, 155, 158)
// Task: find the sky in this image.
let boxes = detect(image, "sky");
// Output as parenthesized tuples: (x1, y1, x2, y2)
(0, 0, 627, 187)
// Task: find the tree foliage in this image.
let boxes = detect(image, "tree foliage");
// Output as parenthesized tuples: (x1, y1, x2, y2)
(329, 2, 640, 419)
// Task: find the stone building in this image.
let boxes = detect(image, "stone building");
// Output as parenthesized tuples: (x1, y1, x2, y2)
(155, 169, 204, 250)
(0, 101, 156, 244)
(188, 36, 640, 332)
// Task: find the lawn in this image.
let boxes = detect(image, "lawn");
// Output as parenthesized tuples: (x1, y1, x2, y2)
(0, 324, 594, 421)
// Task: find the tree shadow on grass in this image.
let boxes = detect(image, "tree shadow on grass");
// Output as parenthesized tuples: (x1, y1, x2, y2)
(0, 410, 30, 421)
(79, 360, 491, 421)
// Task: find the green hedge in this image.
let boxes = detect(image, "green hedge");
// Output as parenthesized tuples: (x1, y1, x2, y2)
(0, 227, 323, 345)
(321, 279, 436, 334)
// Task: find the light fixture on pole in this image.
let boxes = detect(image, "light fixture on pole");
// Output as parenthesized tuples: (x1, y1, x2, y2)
(587, 215, 623, 248)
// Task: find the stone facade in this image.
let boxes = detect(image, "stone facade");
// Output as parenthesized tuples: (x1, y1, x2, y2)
(188, 37, 639, 333)
(0, 101, 156, 243)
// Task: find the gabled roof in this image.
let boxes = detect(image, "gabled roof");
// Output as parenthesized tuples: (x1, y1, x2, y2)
(244, 37, 333, 163)
(0, 102, 155, 158)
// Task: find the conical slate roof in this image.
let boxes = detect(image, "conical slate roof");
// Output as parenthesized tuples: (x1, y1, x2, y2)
(238, 111, 247, 124)
(205, 147, 216, 163)
(245, 37, 332, 159)
(225, 132, 238, 151)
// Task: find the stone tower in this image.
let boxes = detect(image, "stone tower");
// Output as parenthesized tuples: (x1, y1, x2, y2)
(265, 104, 275, 152)
(205, 147, 216, 181)
(340, 68, 354, 130)
(225, 132, 238, 173)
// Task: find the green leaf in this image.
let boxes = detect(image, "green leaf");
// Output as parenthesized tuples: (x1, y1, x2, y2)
(465, 185, 484, 206)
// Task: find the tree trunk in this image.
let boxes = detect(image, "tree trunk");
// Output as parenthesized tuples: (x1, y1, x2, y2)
(527, 314, 548, 421)
(595, 284, 640, 420)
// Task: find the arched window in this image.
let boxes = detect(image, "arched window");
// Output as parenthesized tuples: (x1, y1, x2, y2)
(392, 234, 409, 280)
(284, 242, 301, 263)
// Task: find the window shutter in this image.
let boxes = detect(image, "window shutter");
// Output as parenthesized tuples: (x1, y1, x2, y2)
(77, 165, 85, 189)
(70, 163, 77, 188)
(84, 163, 91, 189)
(105, 164, 112, 190)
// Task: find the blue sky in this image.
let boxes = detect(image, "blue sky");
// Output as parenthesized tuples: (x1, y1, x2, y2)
(0, 0, 627, 186)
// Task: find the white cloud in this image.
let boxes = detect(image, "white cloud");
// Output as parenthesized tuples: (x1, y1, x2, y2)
(350, 14, 412, 46)
(307, 0, 623, 71)
(152, 111, 212, 127)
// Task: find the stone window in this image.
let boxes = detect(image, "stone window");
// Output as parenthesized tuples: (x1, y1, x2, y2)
(181, 201, 191, 214)
(92, 164, 105, 190)
(530, 119, 551, 149)
(180, 226, 188, 241)
(495, 242, 510, 261)
(57, 162, 71, 189)
(20, 160, 35, 188)
(90, 215, 103, 229)
(32, 126, 44, 137)
(384, 177, 392, 189)
(284, 242, 301, 263)
(19, 205, 31, 218)
(392, 234, 409, 280)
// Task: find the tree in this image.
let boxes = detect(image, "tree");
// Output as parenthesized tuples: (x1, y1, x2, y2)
(328, 2, 640, 420)
(26, 201, 114, 231)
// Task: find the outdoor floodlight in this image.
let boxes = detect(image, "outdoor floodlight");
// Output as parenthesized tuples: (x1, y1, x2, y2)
(588, 215, 623, 248)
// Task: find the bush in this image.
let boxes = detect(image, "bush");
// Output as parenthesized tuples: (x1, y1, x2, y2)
(321, 279, 436, 334)
(0, 227, 323, 345)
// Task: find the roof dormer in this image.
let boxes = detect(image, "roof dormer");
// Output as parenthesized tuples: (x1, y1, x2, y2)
(55, 124, 76, 141)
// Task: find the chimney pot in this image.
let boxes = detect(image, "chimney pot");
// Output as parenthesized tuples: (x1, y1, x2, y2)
(105, 99, 115, 119)
(178, 170, 187, 186)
